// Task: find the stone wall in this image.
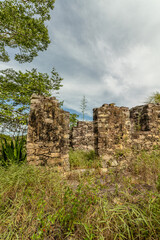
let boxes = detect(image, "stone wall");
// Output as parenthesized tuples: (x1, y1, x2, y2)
(70, 121, 94, 151)
(130, 103, 160, 150)
(27, 95, 160, 171)
(27, 94, 70, 171)
(93, 104, 131, 160)
(93, 103, 160, 162)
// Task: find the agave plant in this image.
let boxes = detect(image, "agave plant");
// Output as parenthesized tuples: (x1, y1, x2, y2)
(0, 136, 27, 167)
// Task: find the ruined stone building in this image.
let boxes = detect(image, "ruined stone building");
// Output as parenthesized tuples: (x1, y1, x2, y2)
(27, 95, 160, 170)
(27, 94, 70, 171)
(93, 103, 160, 160)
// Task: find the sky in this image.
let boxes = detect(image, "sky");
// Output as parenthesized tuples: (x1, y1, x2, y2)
(1, 0, 160, 120)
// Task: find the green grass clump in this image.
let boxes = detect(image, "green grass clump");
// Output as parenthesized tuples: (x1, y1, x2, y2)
(157, 175, 160, 192)
(130, 149, 160, 185)
(69, 149, 102, 170)
(0, 164, 64, 239)
(0, 162, 160, 239)
(0, 135, 27, 167)
(0, 134, 12, 153)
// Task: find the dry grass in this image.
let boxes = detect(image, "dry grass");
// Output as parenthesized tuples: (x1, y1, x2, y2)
(0, 148, 160, 239)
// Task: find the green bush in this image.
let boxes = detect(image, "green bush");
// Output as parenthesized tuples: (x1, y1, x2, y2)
(0, 135, 27, 167)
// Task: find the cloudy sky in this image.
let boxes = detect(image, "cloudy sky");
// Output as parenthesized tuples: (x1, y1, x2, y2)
(2, 0, 160, 120)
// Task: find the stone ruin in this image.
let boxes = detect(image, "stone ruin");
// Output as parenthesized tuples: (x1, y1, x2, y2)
(93, 103, 160, 161)
(70, 121, 94, 151)
(27, 95, 160, 171)
(27, 94, 70, 171)
(130, 104, 160, 149)
(93, 104, 131, 160)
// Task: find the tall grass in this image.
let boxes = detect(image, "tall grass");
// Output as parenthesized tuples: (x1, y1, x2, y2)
(69, 149, 102, 169)
(0, 136, 27, 167)
(0, 158, 160, 239)
(130, 149, 160, 185)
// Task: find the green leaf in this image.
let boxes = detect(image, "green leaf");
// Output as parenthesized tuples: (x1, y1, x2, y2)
(0, 0, 55, 63)
(0, 135, 27, 167)
(0, 67, 63, 133)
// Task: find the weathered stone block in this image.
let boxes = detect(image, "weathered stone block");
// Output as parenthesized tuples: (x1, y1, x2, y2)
(50, 153, 60, 158)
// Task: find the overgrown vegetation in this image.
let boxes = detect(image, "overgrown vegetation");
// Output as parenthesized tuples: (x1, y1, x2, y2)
(0, 147, 160, 239)
(0, 136, 27, 167)
(0, 0, 63, 135)
(0, 67, 63, 134)
(69, 149, 102, 169)
(131, 149, 160, 184)
(146, 91, 160, 104)
(69, 113, 79, 129)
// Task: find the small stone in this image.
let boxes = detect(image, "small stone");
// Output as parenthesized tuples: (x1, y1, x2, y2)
(50, 153, 60, 158)
(100, 168, 108, 174)
(45, 118, 53, 124)
(102, 155, 111, 162)
(110, 160, 118, 167)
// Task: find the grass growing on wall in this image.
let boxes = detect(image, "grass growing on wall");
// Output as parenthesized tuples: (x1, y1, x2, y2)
(0, 147, 160, 239)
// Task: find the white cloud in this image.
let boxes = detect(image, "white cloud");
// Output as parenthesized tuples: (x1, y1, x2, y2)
(2, 0, 160, 117)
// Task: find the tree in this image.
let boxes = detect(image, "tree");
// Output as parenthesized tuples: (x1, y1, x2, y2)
(69, 113, 79, 129)
(146, 92, 160, 104)
(0, 0, 55, 63)
(0, 0, 61, 135)
(0, 67, 63, 134)
(80, 95, 87, 121)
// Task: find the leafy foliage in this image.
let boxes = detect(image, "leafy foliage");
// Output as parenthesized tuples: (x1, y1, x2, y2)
(146, 91, 160, 104)
(0, 135, 27, 167)
(0, 0, 63, 135)
(69, 113, 79, 129)
(0, 0, 55, 63)
(0, 67, 63, 134)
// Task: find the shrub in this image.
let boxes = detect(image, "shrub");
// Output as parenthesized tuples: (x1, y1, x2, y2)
(0, 135, 27, 167)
